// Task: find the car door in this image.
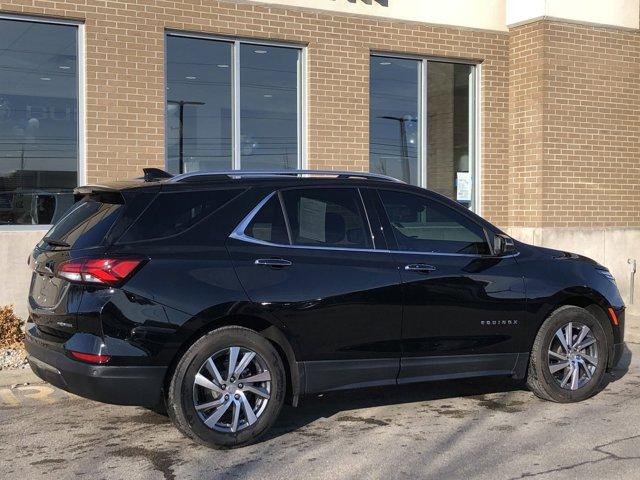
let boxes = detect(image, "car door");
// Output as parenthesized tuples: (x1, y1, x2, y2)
(226, 186, 403, 393)
(374, 188, 528, 384)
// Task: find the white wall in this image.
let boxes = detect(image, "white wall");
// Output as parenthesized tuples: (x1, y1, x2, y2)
(506, 0, 640, 29)
(0, 229, 47, 321)
(508, 227, 640, 313)
(248, 0, 640, 31)
(247, 0, 508, 31)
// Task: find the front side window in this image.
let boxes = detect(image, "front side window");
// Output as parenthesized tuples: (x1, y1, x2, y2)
(379, 190, 489, 255)
(166, 34, 302, 174)
(281, 188, 371, 249)
(0, 18, 79, 225)
(370, 56, 476, 209)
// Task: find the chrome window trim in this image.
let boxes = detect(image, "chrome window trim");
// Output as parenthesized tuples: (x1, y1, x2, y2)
(229, 191, 519, 259)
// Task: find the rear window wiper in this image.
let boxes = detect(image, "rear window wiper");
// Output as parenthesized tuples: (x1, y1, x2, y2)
(42, 236, 70, 248)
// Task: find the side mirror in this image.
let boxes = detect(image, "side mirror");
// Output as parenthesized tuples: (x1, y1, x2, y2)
(493, 234, 517, 256)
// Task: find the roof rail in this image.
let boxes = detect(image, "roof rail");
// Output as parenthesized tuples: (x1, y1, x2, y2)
(168, 170, 404, 183)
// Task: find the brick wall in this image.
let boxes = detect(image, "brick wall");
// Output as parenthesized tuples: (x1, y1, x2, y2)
(0, 0, 510, 226)
(509, 20, 640, 228)
(508, 21, 546, 228)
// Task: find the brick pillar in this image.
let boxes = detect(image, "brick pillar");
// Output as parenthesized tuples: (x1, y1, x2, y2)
(507, 19, 640, 304)
(508, 21, 547, 229)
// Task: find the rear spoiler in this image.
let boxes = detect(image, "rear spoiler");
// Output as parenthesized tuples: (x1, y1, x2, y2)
(74, 169, 173, 196)
(73, 184, 120, 195)
(73, 184, 133, 204)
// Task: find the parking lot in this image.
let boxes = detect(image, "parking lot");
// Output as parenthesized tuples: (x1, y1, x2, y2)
(1, 336, 639, 480)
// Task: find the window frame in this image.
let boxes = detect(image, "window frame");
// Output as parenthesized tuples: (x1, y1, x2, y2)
(369, 52, 480, 212)
(230, 186, 378, 252)
(164, 31, 308, 174)
(374, 187, 495, 257)
(0, 13, 86, 232)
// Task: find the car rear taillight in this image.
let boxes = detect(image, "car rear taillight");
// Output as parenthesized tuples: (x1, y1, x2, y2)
(57, 258, 143, 285)
(69, 351, 111, 364)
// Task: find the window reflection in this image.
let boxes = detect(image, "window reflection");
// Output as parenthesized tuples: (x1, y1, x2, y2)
(0, 19, 78, 225)
(369, 56, 475, 208)
(165, 36, 301, 173)
(166, 36, 233, 173)
(427, 62, 473, 207)
(369, 56, 420, 185)
(240, 44, 299, 170)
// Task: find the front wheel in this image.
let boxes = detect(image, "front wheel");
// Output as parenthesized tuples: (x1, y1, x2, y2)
(167, 326, 286, 448)
(527, 305, 609, 402)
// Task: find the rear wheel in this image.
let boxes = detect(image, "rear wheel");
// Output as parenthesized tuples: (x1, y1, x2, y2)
(527, 306, 609, 402)
(167, 326, 286, 448)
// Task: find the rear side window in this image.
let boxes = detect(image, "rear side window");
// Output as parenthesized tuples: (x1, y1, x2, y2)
(379, 190, 490, 255)
(281, 188, 371, 249)
(245, 195, 290, 245)
(41, 193, 124, 250)
(120, 189, 241, 242)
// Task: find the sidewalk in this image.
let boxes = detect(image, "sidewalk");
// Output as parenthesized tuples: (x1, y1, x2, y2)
(0, 367, 35, 388)
(626, 311, 639, 344)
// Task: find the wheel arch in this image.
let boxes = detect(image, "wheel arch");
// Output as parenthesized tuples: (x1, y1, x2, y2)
(164, 313, 303, 407)
(532, 290, 616, 370)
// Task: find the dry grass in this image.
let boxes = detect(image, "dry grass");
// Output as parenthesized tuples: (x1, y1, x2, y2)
(0, 305, 24, 348)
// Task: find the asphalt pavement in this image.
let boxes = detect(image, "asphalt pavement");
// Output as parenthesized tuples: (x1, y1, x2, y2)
(1, 317, 639, 480)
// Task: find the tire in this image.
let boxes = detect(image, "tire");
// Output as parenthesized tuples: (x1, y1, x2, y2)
(167, 326, 286, 448)
(527, 305, 609, 403)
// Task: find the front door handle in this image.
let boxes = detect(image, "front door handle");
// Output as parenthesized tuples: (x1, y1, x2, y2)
(254, 258, 293, 267)
(404, 263, 437, 273)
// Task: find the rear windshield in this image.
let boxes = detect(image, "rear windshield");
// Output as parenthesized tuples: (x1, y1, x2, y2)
(118, 188, 242, 242)
(40, 192, 125, 250)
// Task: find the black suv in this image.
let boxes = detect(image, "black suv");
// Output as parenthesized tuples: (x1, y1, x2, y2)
(25, 169, 625, 448)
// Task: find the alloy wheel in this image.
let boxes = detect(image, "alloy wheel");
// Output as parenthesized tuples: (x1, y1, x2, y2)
(547, 321, 598, 391)
(192, 346, 271, 433)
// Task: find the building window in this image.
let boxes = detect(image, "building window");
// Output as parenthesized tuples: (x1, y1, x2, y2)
(370, 55, 476, 208)
(0, 18, 79, 225)
(166, 33, 303, 174)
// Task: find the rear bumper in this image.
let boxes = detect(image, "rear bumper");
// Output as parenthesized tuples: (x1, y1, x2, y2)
(25, 328, 166, 407)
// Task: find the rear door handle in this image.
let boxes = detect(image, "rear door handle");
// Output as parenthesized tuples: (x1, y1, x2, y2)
(404, 263, 437, 273)
(254, 258, 293, 267)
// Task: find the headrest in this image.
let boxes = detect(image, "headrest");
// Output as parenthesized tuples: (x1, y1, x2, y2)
(325, 212, 345, 244)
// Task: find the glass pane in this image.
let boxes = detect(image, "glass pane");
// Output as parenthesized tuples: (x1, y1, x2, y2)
(379, 190, 489, 254)
(370, 56, 420, 185)
(427, 62, 473, 207)
(246, 195, 289, 244)
(0, 19, 78, 225)
(41, 193, 124, 250)
(120, 189, 242, 242)
(281, 188, 371, 249)
(166, 36, 232, 174)
(240, 44, 299, 170)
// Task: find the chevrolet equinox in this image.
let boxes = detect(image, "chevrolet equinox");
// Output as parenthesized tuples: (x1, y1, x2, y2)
(25, 169, 625, 448)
